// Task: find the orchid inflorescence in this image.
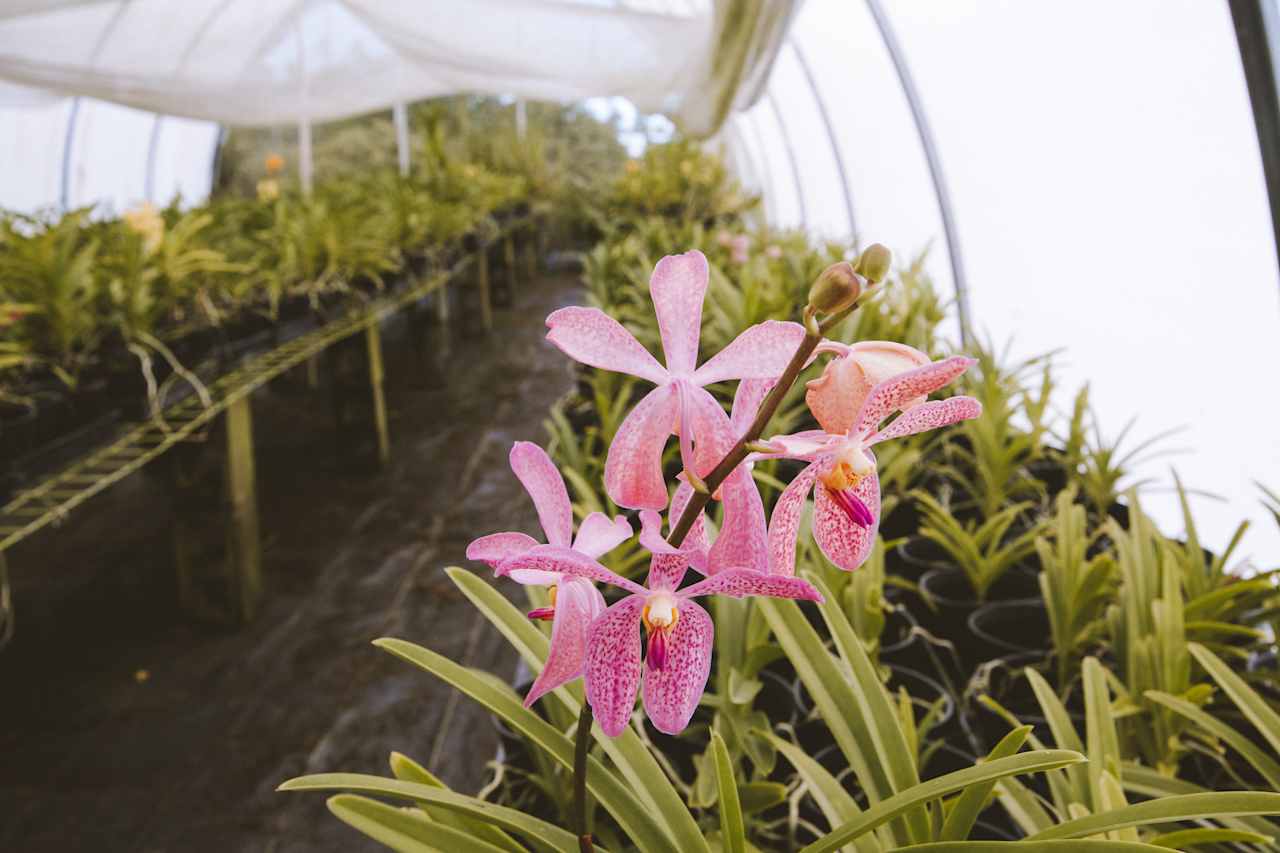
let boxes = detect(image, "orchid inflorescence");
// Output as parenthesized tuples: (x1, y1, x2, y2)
(467, 248, 981, 738)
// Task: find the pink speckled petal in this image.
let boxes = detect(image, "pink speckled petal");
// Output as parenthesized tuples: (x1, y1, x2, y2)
(509, 442, 573, 548)
(604, 383, 679, 511)
(546, 306, 668, 385)
(640, 507, 705, 587)
(806, 341, 931, 435)
(756, 430, 837, 462)
(813, 466, 881, 571)
(641, 599, 713, 735)
(693, 320, 808, 385)
(868, 396, 983, 446)
(854, 356, 976, 435)
(670, 480, 709, 558)
(525, 577, 606, 707)
(585, 594, 645, 737)
(649, 251, 708, 376)
(466, 531, 540, 570)
(680, 568, 823, 602)
(495, 544, 646, 595)
(507, 568, 560, 586)
(708, 466, 769, 575)
(767, 461, 821, 577)
(571, 512, 633, 559)
(730, 378, 775, 436)
(684, 383, 736, 480)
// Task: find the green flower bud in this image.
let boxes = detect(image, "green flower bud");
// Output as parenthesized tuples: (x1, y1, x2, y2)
(807, 262, 862, 314)
(854, 243, 892, 282)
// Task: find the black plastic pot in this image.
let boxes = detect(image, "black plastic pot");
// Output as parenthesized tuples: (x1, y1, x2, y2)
(965, 652, 1065, 752)
(893, 535, 952, 584)
(968, 599, 1051, 663)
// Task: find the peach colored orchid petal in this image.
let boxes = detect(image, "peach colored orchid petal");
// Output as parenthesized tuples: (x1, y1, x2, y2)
(707, 466, 769, 575)
(679, 568, 823, 602)
(854, 355, 976, 436)
(545, 306, 668, 385)
(641, 599, 713, 735)
(693, 320, 807, 386)
(604, 383, 680, 510)
(813, 467, 881, 571)
(869, 396, 983, 446)
(805, 341, 931, 435)
(757, 430, 836, 462)
(495, 544, 647, 596)
(649, 251, 708, 376)
(766, 461, 821, 577)
(571, 512, 633, 559)
(509, 442, 574, 548)
(465, 531, 540, 569)
(585, 595, 646, 736)
(524, 577, 605, 707)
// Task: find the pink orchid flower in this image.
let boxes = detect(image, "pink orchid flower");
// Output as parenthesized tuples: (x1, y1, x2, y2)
(466, 442, 632, 707)
(763, 356, 983, 575)
(728, 234, 751, 264)
(545, 251, 805, 511)
(495, 488, 821, 736)
(805, 340, 932, 436)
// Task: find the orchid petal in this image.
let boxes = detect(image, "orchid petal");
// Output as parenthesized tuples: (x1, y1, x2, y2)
(756, 430, 837, 462)
(693, 320, 807, 386)
(670, 480, 709, 559)
(524, 577, 605, 707)
(571, 512, 633, 559)
(644, 483, 706, 591)
(708, 466, 769, 575)
(854, 356, 976, 435)
(496, 544, 646, 596)
(679, 568, 823, 602)
(730, 378, 775, 436)
(649, 251, 708, 376)
(868, 396, 983, 446)
(545, 306, 668, 385)
(604, 383, 679, 511)
(509, 442, 573, 548)
(805, 341, 931, 435)
(767, 461, 821, 577)
(508, 568, 561, 586)
(641, 598, 713, 735)
(813, 466, 881, 571)
(683, 383, 736, 480)
(585, 594, 645, 737)
(466, 531, 539, 569)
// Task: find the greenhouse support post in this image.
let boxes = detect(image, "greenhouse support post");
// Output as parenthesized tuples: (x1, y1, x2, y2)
(1229, 0, 1280, 289)
(224, 396, 262, 622)
(477, 245, 493, 333)
(767, 91, 807, 228)
(365, 321, 391, 468)
(393, 102, 410, 177)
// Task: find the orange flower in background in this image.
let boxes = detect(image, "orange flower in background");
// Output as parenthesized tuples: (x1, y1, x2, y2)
(264, 153, 285, 176)
(123, 203, 164, 255)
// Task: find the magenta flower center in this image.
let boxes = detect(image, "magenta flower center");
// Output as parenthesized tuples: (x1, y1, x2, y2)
(828, 486, 874, 528)
(527, 584, 557, 621)
(642, 593, 679, 672)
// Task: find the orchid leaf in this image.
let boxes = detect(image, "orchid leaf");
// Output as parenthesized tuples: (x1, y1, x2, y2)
(325, 794, 507, 853)
(710, 731, 745, 853)
(1028, 792, 1280, 841)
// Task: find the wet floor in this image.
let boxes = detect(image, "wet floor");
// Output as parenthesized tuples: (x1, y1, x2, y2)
(0, 265, 583, 851)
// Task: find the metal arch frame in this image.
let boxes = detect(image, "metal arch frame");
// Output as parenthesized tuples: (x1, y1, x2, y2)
(765, 91, 808, 229)
(742, 112, 783, 224)
(790, 38, 857, 240)
(864, 0, 972, 346)
(728, 120, 772, 222)
(1229, 0, 1280, 297)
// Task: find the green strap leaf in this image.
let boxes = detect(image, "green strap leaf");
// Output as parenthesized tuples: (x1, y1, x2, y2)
(281, 773, 580, 852)
(1148, 827, 1274, 848)
(385, 753, 525, 852)
(711, 731, 745, 853)
(889, 842, 1167, 852)
(326, 794, 508, 853)
(939, 725, 1032, 842)
(1144, 690, 1280, 790)
(1189, 642, 1280, 756)
(1028, 792, 1280, 841)
(800, 750, 1085, 853)
(1120, 763, 1280, 838)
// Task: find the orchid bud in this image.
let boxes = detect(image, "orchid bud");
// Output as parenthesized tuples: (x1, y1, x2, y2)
(854, 243, 892, 283)
(807, 262, 862, 314)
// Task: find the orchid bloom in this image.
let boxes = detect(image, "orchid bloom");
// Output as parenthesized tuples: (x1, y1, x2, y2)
(763, 356, 983, 574)
(545, 251, 804, 510)
(805, 341, 932, 436)
(496, 487, 821, 736)
(466, 442, 632, 707)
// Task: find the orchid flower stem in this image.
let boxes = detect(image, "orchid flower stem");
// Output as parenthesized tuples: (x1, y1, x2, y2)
(665, 298, 862, 549)
(574, 702, 593, 852)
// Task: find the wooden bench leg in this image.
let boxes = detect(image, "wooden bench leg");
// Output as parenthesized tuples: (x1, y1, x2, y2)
(224, 396, 262, 622)
(477, 245, 493, 333)
(366, 322, 391, 468)
(494, 234, 516, 308)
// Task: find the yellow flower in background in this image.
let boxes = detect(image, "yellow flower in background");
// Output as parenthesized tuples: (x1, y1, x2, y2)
(256, 178, 280, 202)
(624, 159, 640, 174)
(123, 203, 164, 255)
(264, 153, 285, 176)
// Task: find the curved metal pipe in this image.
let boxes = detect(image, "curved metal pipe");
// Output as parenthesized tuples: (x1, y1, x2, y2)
(865, 0, 972, 345)
(766, 91, 807, 229)
(743, 112, 782, 225)
(791, 39, 857, 240)
(144, 115, 163, 202)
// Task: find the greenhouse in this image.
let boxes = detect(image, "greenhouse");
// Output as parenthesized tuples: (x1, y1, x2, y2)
(1, 0, 1279, 850)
